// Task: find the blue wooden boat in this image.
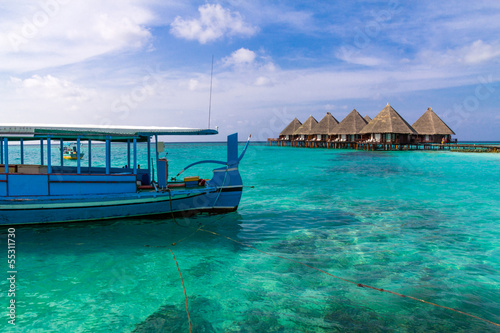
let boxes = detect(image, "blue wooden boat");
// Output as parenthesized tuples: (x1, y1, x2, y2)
(0, 125, 249, 225)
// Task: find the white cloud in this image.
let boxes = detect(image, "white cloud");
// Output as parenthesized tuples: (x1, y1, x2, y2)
(220, 48, 277, 87)
(323, 104, 348, 111)
(1, 74, 103, 124)
(10, 74, 95, 102)
(188, 79, 199, 91)
(0, 0, 154, 72)
(223, 1, 316, 33)
(461, 40, 500, 64)
(254, 76, 272, 86)
(336, 53, 387, 67)
(417, 40, 500, 67)
(170, 4, 257, 44)
(223, 48, 256, 66)
(92, 13, 151, 48)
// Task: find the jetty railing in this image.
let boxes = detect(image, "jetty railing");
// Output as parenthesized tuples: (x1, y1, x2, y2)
(267, 139, 499, 152)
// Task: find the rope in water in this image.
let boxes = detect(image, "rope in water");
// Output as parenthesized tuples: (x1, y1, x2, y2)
(172, 225, 204, 246)
(198, 228, 500, 328)
(169, 248, 192, 333)
(166, 189, 178, 225)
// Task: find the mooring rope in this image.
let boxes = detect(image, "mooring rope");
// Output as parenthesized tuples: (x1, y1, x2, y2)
(166, 188, 184, 228)
(172, 224, 204, 246)
(169, 248, 192, 333)
(212, 167, 228, 208)
(197, 228, 500, 328)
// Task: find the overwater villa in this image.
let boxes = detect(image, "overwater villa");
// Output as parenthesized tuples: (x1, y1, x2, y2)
(359, 103, 417, 144)
(330, 109, 368, 143)
(412, 107, 455, 143)
(292, 115, 318, 146)
(278, 117, 302, 142)
(310, 112, 339, 147)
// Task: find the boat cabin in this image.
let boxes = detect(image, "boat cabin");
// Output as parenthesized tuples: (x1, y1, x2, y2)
(0, 125, 217, 197)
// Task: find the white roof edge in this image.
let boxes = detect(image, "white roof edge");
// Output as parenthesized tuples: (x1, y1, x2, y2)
(0, 124, 218, 136)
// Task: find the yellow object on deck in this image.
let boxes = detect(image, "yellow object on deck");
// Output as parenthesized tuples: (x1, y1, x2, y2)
(184, 176, 199, 182)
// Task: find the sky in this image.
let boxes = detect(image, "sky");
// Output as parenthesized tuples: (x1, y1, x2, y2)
(0, 0, 499, 141)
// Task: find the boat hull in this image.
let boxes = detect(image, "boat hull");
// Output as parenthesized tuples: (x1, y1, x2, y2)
(62, 154, 84, 160)
(0, 186, 242, 225)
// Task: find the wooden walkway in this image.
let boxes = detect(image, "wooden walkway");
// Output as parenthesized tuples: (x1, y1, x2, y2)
(267, 139, 500, 153)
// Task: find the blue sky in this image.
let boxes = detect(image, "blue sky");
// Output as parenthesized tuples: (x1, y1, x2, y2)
(0, 0, 499, 141)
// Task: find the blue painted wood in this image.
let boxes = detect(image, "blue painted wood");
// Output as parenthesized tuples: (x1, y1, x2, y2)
(49, 165, 148, 178)
(0, 174, 6, 196)
(77, 137, 81, 174)
(47, 137, 51, 174)
(157, 159, 167, 187)
(20, 138, 24, 165)
(40, 139, 44, 165)
(147, 136, 151, 173)
(3, 138, 8, 174)
(154, 135, 159, 182)
(48, 174, 136, 195)
(155, 135, 159, 161)
(227, 133, 238, 165)
(60, 140, 63, 166)
(108, 138, 112, 170)
(88, 139, 92, 170)
(106, 138, 110, 175)
(127, 139, 131, 168)
(8, 175, 49, 196)
(48, 174, 135, 182)
(133, 138, 137, 174)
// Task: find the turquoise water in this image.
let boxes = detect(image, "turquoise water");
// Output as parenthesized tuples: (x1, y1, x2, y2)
(1, 143, 499, 332)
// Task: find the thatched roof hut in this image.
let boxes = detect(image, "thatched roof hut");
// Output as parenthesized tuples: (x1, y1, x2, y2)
(412, 107, 455, 135)
(360, 103, 417, 135)
(280, 118, 302, 136)
(364, 115, 372, 122)
(330, 109, 368, 135)
(293, 115, 318, 135)
(311, 112, 339, 135)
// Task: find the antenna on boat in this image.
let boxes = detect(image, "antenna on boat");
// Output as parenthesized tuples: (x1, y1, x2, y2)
(208, 55, 214, 129)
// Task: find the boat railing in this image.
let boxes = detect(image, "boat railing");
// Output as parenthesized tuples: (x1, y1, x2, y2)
(0, 164, 151, 183)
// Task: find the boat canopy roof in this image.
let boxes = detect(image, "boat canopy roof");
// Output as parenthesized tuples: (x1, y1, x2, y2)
(0, 124, 218, 142)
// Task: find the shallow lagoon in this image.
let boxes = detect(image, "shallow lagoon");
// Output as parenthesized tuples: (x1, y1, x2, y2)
(1, 143, 499, 332)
